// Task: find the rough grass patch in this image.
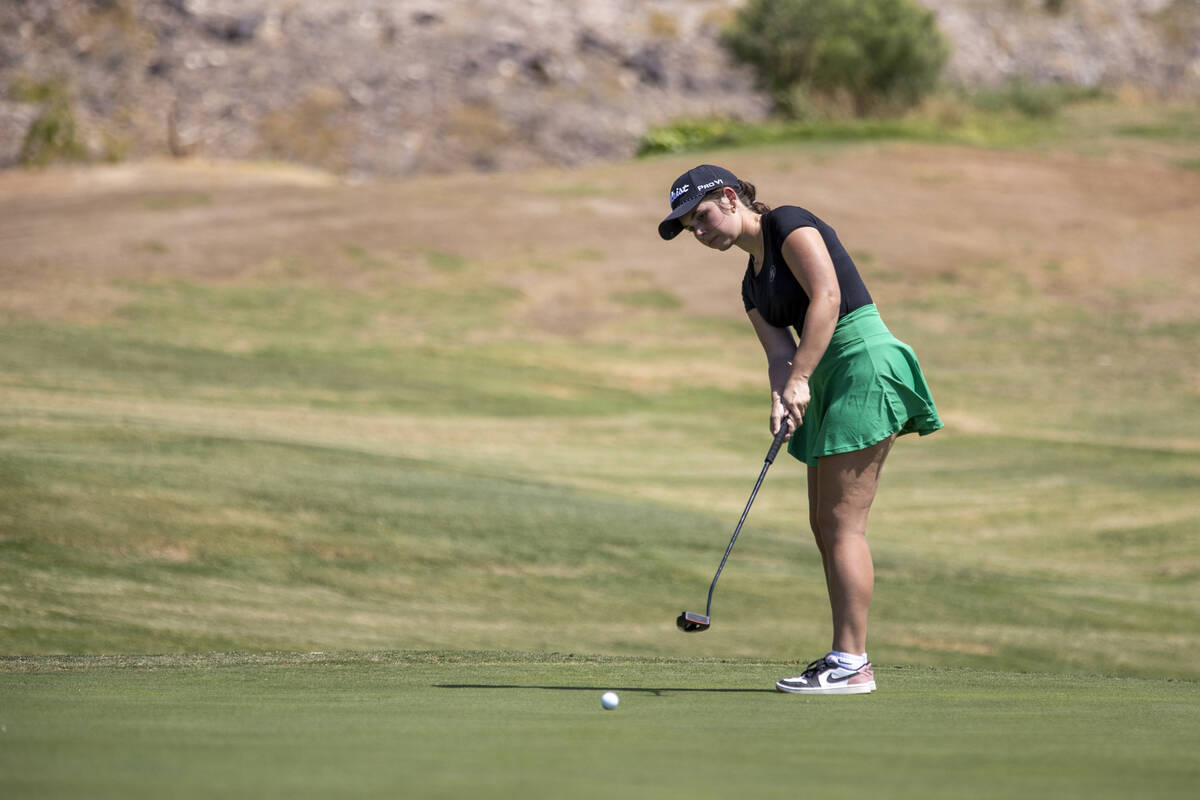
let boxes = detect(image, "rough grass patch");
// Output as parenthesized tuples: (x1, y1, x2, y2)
(541, 183, 620, 197)
(341, 245, 393, 270)
(139, 192, 212, 211)
(572, 248, 606, 262)
(425, 251, 467, 272)
(1114, 118, 1200, 140)
(610, 289, 683, 309)
(966, 80, 1107, 118)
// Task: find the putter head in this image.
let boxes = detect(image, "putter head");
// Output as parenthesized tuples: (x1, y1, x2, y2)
(676, 611, 711, 633)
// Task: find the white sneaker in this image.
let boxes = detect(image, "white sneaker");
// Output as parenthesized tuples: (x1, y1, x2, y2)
(776, 655, 876, 695)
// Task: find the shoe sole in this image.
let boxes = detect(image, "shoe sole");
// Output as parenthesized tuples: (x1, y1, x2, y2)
(775, 680, 876, 695)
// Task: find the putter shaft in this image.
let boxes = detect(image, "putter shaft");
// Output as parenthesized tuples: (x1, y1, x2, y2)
(679, 426, 789, 632)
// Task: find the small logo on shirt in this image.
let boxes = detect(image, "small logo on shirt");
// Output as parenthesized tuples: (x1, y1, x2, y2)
(769, 265, 776, 282)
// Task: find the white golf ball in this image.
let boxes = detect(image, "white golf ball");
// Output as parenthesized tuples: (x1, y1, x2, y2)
(600, 691, 620, 710)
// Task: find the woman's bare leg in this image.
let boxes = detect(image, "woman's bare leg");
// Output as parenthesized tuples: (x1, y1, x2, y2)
(807, 434, 895, 655)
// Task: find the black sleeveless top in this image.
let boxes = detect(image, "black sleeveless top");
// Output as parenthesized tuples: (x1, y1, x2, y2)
(741, 206, 872, 333)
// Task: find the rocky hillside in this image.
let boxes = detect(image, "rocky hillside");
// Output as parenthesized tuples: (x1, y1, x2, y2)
(1, 0, 1197, 177)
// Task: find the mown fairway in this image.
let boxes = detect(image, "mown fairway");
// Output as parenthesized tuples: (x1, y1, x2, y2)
(1, 103, 1198, 795)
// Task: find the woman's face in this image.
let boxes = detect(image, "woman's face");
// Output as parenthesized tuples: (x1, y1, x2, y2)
(683, 192, 738, 251)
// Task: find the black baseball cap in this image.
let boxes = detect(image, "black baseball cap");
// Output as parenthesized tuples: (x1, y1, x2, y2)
(658, 165, 740, 240)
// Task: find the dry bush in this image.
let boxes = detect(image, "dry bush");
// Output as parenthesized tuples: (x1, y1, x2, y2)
(257, 87, 351, 172)
(645, 10, 678, 38)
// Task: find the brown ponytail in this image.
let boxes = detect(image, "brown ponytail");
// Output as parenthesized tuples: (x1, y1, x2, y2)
(737, 180, 771, 214)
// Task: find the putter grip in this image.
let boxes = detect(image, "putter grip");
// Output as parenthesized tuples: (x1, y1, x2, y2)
(765, 424, 789, 464)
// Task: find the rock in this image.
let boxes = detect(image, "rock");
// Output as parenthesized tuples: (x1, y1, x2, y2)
(0, 100, 37, 167)
(203, 14, 262, 44)
(624, 46, 667, 88)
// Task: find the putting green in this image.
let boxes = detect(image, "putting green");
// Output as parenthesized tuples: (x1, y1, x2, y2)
(3, 652, 1197, 799)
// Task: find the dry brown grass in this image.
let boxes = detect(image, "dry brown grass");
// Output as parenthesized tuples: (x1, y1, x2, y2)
(2, 137, 1197, 330)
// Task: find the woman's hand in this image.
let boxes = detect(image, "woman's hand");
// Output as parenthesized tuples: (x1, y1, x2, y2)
(780, 377, 811, 432)
(770, 392, 792, 439)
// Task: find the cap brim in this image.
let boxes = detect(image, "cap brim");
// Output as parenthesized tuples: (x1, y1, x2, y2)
(658, 197, 700, 240)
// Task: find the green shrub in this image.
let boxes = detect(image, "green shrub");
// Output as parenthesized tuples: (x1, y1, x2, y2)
(721, 0, 949, 117)
(10, 76, 88, 167)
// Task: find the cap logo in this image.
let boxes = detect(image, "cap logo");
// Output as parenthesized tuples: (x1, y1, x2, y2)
(669, 177, 727, 208)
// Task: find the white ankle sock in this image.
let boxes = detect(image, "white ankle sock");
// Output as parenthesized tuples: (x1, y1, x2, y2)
(829, 651, 868, 670)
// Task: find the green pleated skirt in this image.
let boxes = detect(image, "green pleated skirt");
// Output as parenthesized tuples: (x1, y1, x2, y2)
(787, 304, 943, 467)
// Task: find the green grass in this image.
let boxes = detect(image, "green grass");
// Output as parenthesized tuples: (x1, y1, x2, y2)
(634, 93, 1082, 157)
(636, 94, 1198, 157)
(3, 652, 1198, 800)
(2, 416, 1195, 673)
(1, 213, 1197, 672)
(1112, 107, 1200, 141)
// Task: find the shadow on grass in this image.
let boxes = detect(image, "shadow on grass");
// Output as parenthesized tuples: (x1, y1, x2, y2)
(436, 684, 775, 695)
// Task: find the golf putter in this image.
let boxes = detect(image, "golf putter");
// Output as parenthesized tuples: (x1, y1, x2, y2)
(677, 424, 790, 633)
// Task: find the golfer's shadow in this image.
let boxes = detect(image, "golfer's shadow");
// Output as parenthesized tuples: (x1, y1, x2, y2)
(436, 684, 774, 695)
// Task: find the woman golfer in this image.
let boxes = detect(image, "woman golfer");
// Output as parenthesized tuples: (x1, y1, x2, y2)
(658, 165, 943, 694)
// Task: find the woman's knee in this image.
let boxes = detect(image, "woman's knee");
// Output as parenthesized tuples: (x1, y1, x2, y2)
(813, 505, 841, 541)
(814, 505, 869, 547)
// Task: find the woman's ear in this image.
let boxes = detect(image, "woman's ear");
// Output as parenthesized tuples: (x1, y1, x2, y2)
(720, 185, 740, 211)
